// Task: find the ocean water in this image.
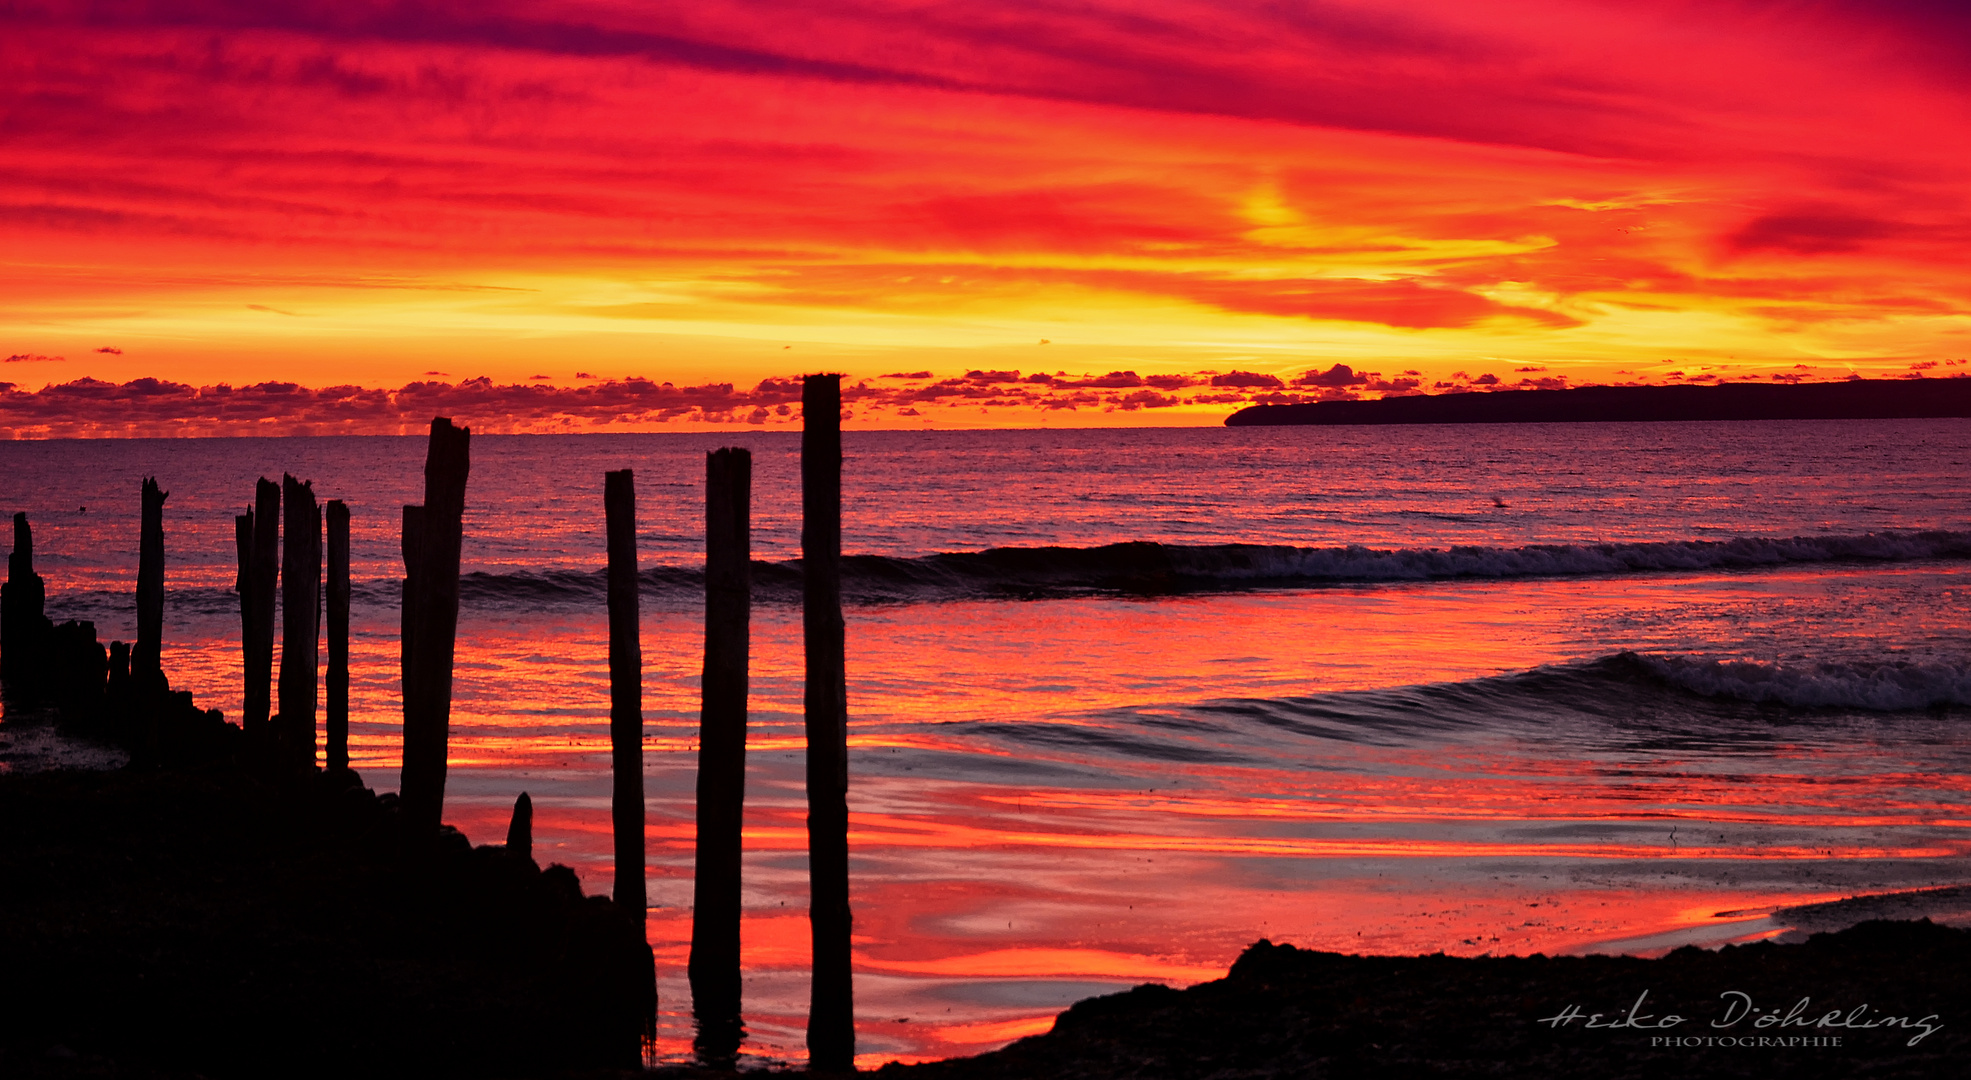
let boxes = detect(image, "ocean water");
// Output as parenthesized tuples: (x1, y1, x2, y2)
(4, 421, 1971, 1067)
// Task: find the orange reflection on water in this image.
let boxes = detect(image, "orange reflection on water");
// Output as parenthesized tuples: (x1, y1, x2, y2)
(861, 948, 1229, 982)
(130, 566, 1971, 1067)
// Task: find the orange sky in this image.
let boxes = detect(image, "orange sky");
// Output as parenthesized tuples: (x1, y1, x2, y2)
(4, 0, 1970, 433)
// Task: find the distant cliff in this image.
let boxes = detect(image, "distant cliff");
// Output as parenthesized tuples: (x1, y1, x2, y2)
(1224, 377, 1971, 426)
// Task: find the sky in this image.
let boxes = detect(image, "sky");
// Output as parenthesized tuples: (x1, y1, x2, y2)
(4, 0, 1971, 435)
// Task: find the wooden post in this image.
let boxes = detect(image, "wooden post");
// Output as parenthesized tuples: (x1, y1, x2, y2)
(279, 475, 322, 767)
(234, 507, 253, 696)
(244, 479, 280, 738)
(400, 418, 470, 834)
(690, 447, 751, 1063)
(802, 374, 853, 1071)
(400, 503, 423, 757)
(326, 499, 351, 773)
(605, 469, 646, 920)
(134, 477, 166, 688)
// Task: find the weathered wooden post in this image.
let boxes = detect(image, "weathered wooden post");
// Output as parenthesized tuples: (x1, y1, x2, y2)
(134, 477, 166, 688)
(234, 507, 253, 682)
(244, 479, 280, 739)
(401, 418, 470, 834)
(326, 499, 351, 773)
(278, 475, 322, 767)
(605, 469, 647, 921)
(803, 374, 853, 1071)
(690, 447, 752, 1064)
(400, 504, 422, 758)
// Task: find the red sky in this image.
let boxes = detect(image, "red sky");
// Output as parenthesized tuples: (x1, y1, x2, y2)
(5, 0, 1970, 434)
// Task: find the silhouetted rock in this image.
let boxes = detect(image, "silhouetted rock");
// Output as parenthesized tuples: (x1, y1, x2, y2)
(884, 923, 1969, 1079)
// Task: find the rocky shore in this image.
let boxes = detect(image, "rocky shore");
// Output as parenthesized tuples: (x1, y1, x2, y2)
(879, 920, 1967, 1079)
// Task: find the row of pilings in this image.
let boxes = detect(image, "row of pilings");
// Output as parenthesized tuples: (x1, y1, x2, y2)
(0, 373, 860, 1073)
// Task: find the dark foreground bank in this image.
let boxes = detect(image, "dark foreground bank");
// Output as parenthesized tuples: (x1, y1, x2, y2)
(0, 764, 653, 1080)
(1225, 377, 1971, 426)
(875, 921, 1967, 1080)
(4, 761, 1964, 1078)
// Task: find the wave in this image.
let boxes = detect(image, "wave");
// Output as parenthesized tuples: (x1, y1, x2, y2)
(1631, 652, 1971, 711)
(955, 651, 1971, 770)
(485, 528, 1970, 605)
(43, 529, 1971, 613)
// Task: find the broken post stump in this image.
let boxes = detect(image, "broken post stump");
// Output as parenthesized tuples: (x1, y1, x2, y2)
(604, 469, 646, 921)
(327, 499, 350, 773)
(401, 418, 470, 835)
(803, 374, 854, 1071)
(507, 791, 533, 862)
(134, 478, 166, 689)
(244, 479, 281, 739)
(278, 475, 322, 768)
(2, 512, 49, 688)
(691, 447, 752, 1064)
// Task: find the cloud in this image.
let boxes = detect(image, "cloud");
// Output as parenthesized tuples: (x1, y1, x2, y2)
(1210, 371, 1284, 389)
(1293, 364, 1367, 388)
(5, 353, 66, 363)
(1729, 211, 1903, 255)
(96, 346, 123, 354)
(4, 367, 1598, 436)
(4, 0, 1968, 380)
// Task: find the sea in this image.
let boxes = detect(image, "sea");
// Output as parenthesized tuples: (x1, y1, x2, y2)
(3, 420, 1970, 1068)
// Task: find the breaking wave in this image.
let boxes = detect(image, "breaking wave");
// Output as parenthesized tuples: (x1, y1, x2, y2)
(468, 528, 1971, 606)
(51, 529, 1971, 614)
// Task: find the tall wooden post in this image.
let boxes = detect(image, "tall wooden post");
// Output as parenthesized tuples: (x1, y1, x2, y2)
(326, 499, 351, 773)
(134, 477, 166, 688)
(279, 475, 322, 767)
(605, 469, 647, 920)
(400, 504, 423, 758)
(401, 418, 470, 834)
(803, 374, 853, 1071)
(690, 447, 751, 1064)
(244, 479, 280, 738)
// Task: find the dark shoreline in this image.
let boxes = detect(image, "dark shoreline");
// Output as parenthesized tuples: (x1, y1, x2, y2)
(1225, 377, 1971, 427)
(4, 762, 1964, 1080)
(0, 761, 654, 1080)
(879, 921, 1968, 1079)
